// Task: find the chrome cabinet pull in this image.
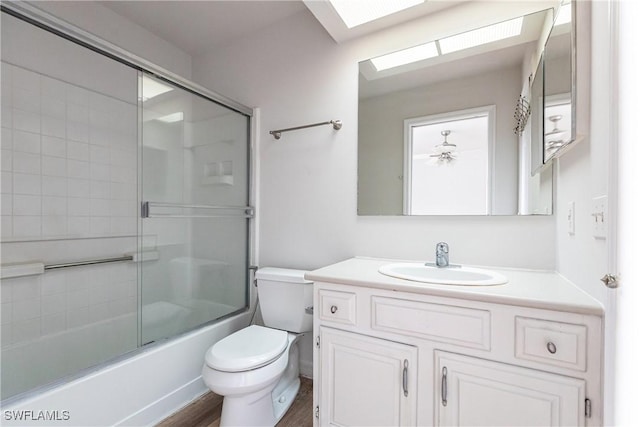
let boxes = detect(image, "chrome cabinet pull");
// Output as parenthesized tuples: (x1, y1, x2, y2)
(402, 359, 409, 397)
(330, 305, 338, 314)
(442, 366, 448, 406)
(547, 341, 557, 354)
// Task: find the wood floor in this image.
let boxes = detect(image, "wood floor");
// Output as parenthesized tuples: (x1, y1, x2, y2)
(157, 377, 313, 427)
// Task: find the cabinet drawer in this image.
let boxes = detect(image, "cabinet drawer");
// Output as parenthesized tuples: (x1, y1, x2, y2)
(371, 296, 491, 350)
(318, 289, 356, 325)
(515, 317, 587, 371)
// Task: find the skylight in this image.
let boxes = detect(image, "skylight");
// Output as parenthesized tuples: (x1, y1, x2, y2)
(156, 112, 184, 123)
(439, 16, 524, 55)
(370, 42, 439, 71)
(329, 0, 424, 29)
(554, 3, 572, 26)
(366, 15, 528, 74)
(141, 75, 174, 101)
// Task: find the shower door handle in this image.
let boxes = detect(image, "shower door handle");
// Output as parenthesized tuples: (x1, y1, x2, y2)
(141, 201, 255, 218)
(141, 201, 150, 218)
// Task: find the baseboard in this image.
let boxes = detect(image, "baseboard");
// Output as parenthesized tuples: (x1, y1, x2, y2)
(300, 359, 313, 379)
(115, 376, 208, 426)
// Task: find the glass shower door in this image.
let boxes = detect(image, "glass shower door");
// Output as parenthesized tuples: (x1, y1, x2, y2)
(1, 11, 141, 400)
(139, 74, 250, 345)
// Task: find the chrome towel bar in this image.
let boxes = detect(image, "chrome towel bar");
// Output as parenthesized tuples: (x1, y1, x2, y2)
(44, 255, 134, 271)
(1, 252, 156, 279)
(269, 119, 342, 140)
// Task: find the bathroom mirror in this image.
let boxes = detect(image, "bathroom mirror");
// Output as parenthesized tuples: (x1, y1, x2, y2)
(358, 6, 562, 216)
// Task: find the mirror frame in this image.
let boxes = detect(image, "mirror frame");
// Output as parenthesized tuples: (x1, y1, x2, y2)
(542, 0, 577, 165)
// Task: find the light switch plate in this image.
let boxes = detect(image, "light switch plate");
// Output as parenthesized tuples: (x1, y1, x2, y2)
(592, 195, 607, 239)
(567, 201, 575, 235)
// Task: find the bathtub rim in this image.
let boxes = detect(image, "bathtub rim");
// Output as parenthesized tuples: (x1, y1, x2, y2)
(0, 306, 250, 408)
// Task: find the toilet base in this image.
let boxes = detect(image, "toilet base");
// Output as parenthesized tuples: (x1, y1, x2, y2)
(218, 376, 301, 427)
(272, 375, 300, 422)
(217, 336, 301, 427)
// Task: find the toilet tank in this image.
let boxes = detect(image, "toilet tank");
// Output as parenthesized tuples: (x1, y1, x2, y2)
(255, 267, 313, 333)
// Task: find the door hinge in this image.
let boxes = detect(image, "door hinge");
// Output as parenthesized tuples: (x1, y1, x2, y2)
(600, 274, 619, 288)
(585, 398, 592, 418)
(315, 405, 319, 419)
(315, 335, 320, 349)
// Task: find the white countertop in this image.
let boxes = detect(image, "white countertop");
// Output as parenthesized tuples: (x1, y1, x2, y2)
(305, 257, 604, 316)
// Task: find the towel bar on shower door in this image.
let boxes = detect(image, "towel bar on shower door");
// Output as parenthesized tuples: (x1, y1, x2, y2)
(43, 255, 134, 271)
(0, 255, 136, 279)
(141, 201, 255, 218)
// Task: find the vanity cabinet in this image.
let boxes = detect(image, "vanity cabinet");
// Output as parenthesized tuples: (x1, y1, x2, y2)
(436, 351, 586, 426)
(310, 264, 603, 427)
(318, 327, 417, 426)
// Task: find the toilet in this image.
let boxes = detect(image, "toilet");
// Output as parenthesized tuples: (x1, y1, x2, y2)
(202, 267, 313, 427)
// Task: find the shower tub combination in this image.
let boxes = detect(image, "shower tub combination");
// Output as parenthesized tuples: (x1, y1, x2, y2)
(0, 3, 254, 424)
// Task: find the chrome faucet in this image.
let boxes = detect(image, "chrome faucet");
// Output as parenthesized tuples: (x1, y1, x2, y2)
(435, 242, 449, 267)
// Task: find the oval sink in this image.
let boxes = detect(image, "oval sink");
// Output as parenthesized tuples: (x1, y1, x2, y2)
(378, 263, 508, 286)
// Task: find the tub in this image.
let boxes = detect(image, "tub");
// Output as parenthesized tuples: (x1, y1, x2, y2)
(1, 309, 251, 426)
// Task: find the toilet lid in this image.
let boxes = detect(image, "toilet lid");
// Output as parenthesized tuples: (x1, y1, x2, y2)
(205, 325, 289, 372)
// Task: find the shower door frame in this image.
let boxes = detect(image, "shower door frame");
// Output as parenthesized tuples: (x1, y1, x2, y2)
(0, 1, 256, 405)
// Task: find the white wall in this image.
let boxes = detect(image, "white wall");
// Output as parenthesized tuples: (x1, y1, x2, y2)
(555, 1, 608, 305)
(614, 0, 640, 423)
(192, 7, 556, 275)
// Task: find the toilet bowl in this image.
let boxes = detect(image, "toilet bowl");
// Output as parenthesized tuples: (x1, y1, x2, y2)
(201, 268, 313, 427)
(202, 326, 301, 426)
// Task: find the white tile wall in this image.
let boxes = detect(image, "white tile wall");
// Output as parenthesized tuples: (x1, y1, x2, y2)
(0, 261, 137, 348)
(1, 14, 144, 400)
(0, 55, 140, 382)
(1, 61, 138, 241)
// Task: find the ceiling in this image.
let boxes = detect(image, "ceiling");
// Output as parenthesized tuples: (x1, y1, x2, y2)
(99, 0, 476, 56)
(303, 0, 468, 43)
(99, 1, 307, 56)
(359, 7, 551, 99)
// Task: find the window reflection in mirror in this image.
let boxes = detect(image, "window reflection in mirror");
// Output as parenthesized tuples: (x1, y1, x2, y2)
(404, 107, 493, 215)
(357, 6, 559, 216)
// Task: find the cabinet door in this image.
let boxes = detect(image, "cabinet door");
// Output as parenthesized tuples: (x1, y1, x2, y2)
(436, 351, 585, 426)
(319, 327, 418, 426)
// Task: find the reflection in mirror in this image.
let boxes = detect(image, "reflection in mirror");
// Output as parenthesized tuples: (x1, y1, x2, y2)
(357, 7, 557, 216)
(524, 58, 554, 214)
(530, 58, 545, 174)
(543, 1, 575, 163)
(404, 107, 494, 214)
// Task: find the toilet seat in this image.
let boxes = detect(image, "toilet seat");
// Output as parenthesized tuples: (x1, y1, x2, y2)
(205, 325, 288, 372)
